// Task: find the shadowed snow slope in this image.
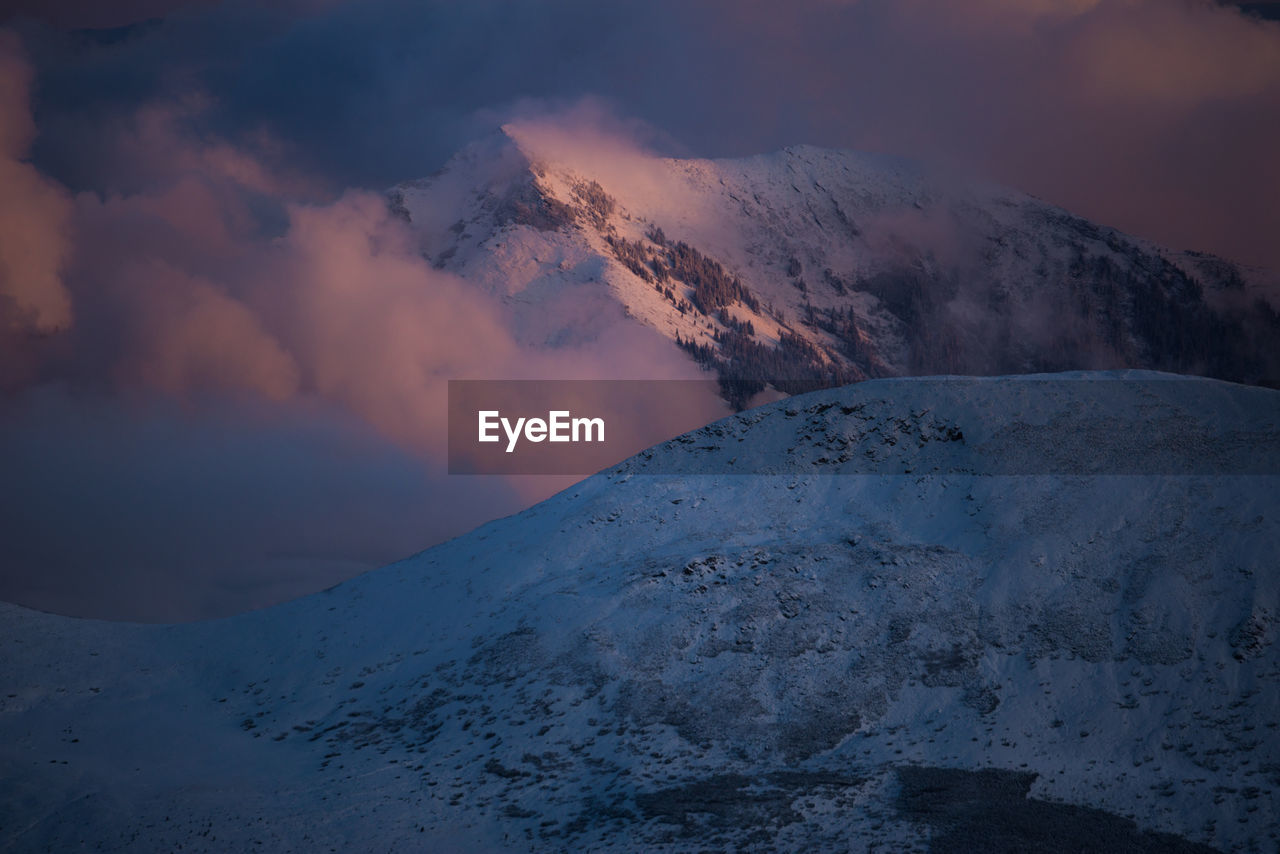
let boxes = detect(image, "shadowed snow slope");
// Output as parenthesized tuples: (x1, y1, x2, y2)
(1, 372, 1277, 851)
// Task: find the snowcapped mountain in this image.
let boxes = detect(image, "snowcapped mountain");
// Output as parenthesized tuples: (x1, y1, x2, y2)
(391, 126, 1280, 405)
(2, 372, 1276, 851)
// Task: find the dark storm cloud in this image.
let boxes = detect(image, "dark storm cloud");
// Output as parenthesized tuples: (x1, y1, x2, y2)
(16, 0, 698, 192)
(12, 0, 1280, 269)
(0, 0, 210, 30)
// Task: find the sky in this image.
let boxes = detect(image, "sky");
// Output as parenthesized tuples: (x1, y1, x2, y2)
(2, 0, 1279, 620)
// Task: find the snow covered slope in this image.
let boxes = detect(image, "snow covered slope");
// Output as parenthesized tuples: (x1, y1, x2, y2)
(391, 127, 1280, 405)
(1, 372, 1277, 851)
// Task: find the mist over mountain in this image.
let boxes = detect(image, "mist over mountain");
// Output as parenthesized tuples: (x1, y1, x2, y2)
(4, 112, 1279, 622)
(1, 373, 1276, 851)
(394, 124, 1280, 409)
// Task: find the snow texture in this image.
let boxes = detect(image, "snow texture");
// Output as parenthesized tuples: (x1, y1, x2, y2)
(1, 371, 1276, 852)
(389, 129, 1280, 396)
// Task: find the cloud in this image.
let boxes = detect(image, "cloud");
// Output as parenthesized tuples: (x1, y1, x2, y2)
(740, 0, 1280, 269)
(4, 0, 1280, 617)
(864, 0, 1280, 270)
(0, 0, 338, 30)
(0, 61, 721, 617)
(16, 0, 1279, 269)
(0, 32, 73, 333)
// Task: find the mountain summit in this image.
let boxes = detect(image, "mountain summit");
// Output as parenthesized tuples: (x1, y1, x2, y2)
(392, 127, 1279, 405)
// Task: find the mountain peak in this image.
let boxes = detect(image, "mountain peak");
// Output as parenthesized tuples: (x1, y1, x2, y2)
(389, 134, 1280, 403)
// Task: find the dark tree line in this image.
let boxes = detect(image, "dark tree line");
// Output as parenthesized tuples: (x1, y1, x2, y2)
(679, 326, 857, 410)
(606, 235, 655, 283)
(1076, 252, 1280, 386)
(805, 304, 880, 373)
(572, 180, 614, 228)
(666, 240, 761, 315)
(717, 308, 755, 337)
(607, 228, 762, 317)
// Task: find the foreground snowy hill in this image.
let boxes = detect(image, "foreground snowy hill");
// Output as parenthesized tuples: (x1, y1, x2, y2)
(1, 372, 1277, 851)
(391, 127, 1280, 405)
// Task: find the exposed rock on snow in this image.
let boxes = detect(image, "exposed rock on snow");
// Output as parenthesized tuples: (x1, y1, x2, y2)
(392, 129, 1280, 406)
(0, 372, 1276, 851)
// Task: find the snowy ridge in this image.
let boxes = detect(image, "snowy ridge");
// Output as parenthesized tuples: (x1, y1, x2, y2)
(620, 371, 1280, 476)
(391, 129, 1280, 405)
(1, 372, 1277, 851)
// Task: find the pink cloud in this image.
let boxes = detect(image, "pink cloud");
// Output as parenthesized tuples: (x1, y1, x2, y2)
(0, 59, 724, 616)
(717, 0, 1280, 270)
(6, 65, 716, 462)
(0, 33, 73, 334)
